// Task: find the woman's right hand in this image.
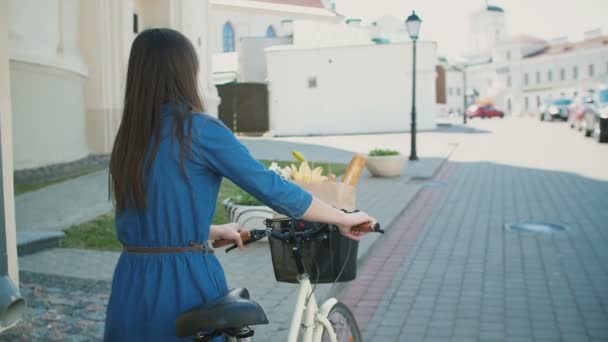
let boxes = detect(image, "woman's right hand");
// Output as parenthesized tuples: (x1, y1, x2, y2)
(210, 223, 245, 250)
(337, 211, 377, 241)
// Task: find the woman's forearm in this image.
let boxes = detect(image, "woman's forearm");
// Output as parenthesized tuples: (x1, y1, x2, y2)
(300, 197, 348, 226)
(209, 225, 222, 240)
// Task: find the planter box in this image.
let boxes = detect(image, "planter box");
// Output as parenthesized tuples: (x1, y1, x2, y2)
(223, 198, 274, 232)
(365, 155, 407, 177)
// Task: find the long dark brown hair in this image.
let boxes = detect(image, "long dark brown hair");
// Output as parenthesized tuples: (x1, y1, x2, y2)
(110, 28, 205, 212)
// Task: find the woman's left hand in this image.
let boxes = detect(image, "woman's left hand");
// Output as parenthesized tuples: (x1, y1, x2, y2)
(210, 223, 245, 250)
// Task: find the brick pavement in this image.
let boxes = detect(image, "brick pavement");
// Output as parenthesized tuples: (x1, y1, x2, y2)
(341, 119, 608, 341)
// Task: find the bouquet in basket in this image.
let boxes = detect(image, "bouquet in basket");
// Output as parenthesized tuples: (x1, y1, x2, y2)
(266, 151, 369, 283)
(268, 151, 367, 212)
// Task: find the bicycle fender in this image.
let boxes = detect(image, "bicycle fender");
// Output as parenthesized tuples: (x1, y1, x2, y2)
(318, 298, 338, 318)
(313, 298, 339, 341)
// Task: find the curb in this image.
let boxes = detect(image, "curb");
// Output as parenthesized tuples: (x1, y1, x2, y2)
(17, 231, 65, 256)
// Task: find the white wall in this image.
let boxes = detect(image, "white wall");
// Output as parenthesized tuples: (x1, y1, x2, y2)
(10, 62, 89, 169)
(266, 41, 437, 136)
(9, 0, 89, 169)
(238, 37, 292, 82)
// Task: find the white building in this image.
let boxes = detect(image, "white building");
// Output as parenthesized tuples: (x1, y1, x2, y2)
(494, 31, 608, 115)
(210, 0, 341, 83)
(441, 5, 608, 116)
(265, 16, 438, 135)
(210, 0, 340, 54)
(266, 40, 438, 136)
(436, 59, 465, 116)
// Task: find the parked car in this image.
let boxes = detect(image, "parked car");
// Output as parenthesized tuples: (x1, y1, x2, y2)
(540, 98, 572, 121)
(583, 88, 608, 143)
(466, 105, 504, 119)
(567, 96, 587, 130)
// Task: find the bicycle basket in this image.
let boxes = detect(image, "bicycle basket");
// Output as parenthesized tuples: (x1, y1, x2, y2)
(265, 218, 359, 284)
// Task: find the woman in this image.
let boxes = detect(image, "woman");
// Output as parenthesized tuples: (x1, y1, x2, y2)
(104, 28, 376, 341)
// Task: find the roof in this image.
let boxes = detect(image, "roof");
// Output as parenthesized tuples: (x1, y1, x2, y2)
(499, 34, 547, 46)
(486, 5, 504, 13)
(246, 0, 326, 8)
(525, 35, 608, 58)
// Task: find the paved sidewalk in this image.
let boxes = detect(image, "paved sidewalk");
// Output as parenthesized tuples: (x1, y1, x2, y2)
(13, 132, 455, 340)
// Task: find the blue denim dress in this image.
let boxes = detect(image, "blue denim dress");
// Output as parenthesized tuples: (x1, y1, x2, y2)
(104, 107, 312, 341)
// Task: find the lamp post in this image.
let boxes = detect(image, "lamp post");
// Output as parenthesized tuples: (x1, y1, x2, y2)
(406, 11, 421, 161)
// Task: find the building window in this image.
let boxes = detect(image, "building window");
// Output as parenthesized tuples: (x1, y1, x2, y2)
(536, 95, 541, 107)
(507, 98, 512, 112)
(456, 87, 461, 96)
(547, 70, 553, 82)
(536, 71, 541, 84)
(507, 75, 511, 87)
(573, 66, 579, 80)
(133, 13, 139, 34)
(448, 87, 453, 96)
(524, 73, 529, 86)
(560, 68, 565, 81)
(266, 25, 277, 38)
(525, 97, 529, 110)
(223, 22, 235, 52)
(589, 64, 595, 77)
(506, 51, 511, 60)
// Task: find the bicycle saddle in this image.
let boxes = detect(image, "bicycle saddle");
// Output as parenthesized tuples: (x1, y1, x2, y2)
(176, 288, 269, 337)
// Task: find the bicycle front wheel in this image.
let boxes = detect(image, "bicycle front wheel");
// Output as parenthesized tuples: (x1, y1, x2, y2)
(321, 301, 362, 342)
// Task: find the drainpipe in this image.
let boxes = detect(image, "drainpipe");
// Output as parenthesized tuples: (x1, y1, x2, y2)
(0, 0, 26, 329)
(0, 113, 25, 329)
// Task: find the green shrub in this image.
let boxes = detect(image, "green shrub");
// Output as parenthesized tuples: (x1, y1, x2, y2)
(369, 148, 400, 157)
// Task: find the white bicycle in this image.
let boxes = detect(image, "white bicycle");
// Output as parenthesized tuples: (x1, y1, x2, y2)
(176, 217, 383, 342)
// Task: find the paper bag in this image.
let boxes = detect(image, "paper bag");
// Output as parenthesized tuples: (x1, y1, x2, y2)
(296, 181, 356, 211)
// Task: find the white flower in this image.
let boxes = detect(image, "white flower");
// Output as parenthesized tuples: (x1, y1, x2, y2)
(269, 162, 281, 173)
(268, 162, 292, 180)
(279, 167, 292, 180)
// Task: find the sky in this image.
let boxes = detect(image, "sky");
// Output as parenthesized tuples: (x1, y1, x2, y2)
(335, 0, 608, 58)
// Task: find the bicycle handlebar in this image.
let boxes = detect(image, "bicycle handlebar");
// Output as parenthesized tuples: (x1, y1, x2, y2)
(213, 221, 383, 253)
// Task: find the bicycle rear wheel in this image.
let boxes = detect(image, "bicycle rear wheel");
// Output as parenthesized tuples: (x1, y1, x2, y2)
(321, 301, 362, 342)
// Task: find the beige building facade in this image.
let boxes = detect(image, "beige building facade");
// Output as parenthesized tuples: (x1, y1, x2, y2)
(5, 0, 220, 171)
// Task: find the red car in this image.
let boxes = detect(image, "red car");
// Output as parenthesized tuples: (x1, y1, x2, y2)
(568, 97, 587, 130)
(466, 105, 504, 119)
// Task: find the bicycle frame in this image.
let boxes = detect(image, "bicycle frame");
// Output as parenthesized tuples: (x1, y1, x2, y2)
(287, 273, 338, 342)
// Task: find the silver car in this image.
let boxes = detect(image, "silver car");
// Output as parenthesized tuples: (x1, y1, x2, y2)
(540, 98, 572, 121)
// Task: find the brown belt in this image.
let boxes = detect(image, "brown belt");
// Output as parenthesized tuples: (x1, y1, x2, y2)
(123, 241, 214, 254)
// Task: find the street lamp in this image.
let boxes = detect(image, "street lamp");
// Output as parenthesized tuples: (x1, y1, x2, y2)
(406, 11, 421, 161)
(461, 65, 468, 125)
